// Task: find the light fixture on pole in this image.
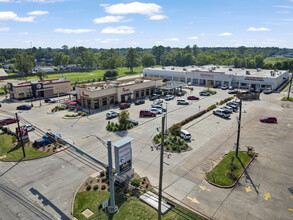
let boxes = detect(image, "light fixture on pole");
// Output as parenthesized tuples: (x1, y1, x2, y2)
(82, 135, 118, 214)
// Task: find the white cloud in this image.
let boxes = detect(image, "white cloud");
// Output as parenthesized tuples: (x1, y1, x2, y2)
(164, 38, 179, 41)
(27, 10, 49, 16)
(54, 28, 95, 34)
(274, 5, 293, 9)
(101, 26, 135, 34)
(155, 41, 163, 45)
(100, 39, 120, 43)
(149, 15, 167, 20)
(0, 27, 9, 31)
(219, 32, 232, 36)
(282, 18, 293, 21)
(188, 36, 198, 40)
(247, 27, 271, 31)
(19, 32, 28, 35)
(93, 16, 127, 24)
(103, 2, 162, 16)
(277, 11, 289, 14)
(0, 0, 11, 2)
(0, 11, 35, 22)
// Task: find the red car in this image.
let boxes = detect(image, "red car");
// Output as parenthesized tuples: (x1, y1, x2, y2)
(0, 118, 17, 125)
(119, 103, 131, 109)
(260, 116, 277, 123)
(187, 96, 199, 100)
(140, 109, 156, 117)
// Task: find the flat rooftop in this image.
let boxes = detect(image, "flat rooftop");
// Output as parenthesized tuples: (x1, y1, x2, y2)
(144, 65, 288, 78)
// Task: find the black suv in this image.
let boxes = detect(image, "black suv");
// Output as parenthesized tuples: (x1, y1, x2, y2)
(134, 99, 145, 105)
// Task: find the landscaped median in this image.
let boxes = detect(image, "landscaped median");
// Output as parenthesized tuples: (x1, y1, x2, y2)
(205, 149, 256, 188)
(73, 170, 208, 220)
(0, 133, 49, 161)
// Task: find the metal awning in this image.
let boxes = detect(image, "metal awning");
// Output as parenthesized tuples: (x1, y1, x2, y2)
(64, 91, 77, 95)
(121, 92, 133, 96)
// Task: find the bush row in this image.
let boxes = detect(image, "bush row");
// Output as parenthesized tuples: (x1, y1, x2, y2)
(51, 105, 66, 112)
(106, 121, 134, 132)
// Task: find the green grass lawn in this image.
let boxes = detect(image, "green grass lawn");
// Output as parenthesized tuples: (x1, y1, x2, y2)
(0, 87, 5, 95)
(206, 151, 254, 186)
(264, 56, 293, 65)
(281, 96, 293, 101)
(9, 66, 144, 83)
(73, 191, 207, 220)
(0, 134, 48, 161)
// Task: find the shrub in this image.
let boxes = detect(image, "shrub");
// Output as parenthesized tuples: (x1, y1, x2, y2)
(131, 178, 140, 187)
(101, 185, 106, 191)
(86, 185, 92, 191)
(1, 127, 8, 133)
(169, 123, 182, 136)
(100, 171, 105, 177)
(12, 136, 17, 143)
(93, 185, 99, 191)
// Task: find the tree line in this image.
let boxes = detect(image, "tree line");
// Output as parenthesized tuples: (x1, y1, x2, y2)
(1, 45, 293, 79)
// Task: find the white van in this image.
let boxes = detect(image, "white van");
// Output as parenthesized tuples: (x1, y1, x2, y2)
(180, 130, 191, 140)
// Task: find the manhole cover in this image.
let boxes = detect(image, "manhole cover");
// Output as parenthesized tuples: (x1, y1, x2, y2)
(82, 209, 94, 219)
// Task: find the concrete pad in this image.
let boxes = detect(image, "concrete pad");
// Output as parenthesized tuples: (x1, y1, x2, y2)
(81, 208, 94, 218)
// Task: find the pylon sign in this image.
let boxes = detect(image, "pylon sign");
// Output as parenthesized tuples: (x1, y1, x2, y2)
(16, 126, 28, 141)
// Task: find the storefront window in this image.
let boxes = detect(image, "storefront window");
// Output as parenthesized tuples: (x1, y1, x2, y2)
(146, 89, 149, 96)
(141, 90, 144, 97)
(102, 98, 107, 106)
(109, 96, 114, 104)
(87, 100, 92, 109)
(135, 91, 139, 98)
(151, 88, 154, 95)
(94, 99, 99, 109)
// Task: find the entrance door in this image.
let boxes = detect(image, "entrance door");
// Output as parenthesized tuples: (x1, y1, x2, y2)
(121, 95, 125, 103)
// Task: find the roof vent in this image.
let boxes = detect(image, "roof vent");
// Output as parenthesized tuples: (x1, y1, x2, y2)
(241, 67, 245, 70)
(270, 71, 275, 76)
(162, 67, 165, 69)
(183, 68, 187, 71)
(171, 67, 175, 70)
(229, 68, 233, 71)
(212, 67, 216, 70)
(257, 68, 261, 72)
(246, 71, 250, 75)
(151, 66, 154, 68)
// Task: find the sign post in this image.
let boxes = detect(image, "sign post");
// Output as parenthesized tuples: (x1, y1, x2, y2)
(15, 113, 26, 157)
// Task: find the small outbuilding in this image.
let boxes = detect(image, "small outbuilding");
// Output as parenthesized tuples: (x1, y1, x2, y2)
(0, 69, 8, 80)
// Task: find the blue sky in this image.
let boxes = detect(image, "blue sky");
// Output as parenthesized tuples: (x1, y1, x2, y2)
(0, 0, 293, 48)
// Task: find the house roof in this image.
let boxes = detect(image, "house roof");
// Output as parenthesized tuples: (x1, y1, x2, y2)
(0, 69, 8, 77)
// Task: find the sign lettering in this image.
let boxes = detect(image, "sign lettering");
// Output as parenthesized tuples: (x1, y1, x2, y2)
(16, 126, 28, 141)
(200, 74, 214, 78)
(244, 77, 264, 81)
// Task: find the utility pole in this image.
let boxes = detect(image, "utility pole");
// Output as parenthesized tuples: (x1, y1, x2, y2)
(15, 113, 26, 158)
(158, 115, 165, 220)
(235, 97, 242, 157)
(287, 71, 292, 100)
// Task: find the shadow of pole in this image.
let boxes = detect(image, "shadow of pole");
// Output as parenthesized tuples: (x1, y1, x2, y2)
(0, 158, 23, 177)
(237, 155, 259, 194)
(29, 187, 71, 220)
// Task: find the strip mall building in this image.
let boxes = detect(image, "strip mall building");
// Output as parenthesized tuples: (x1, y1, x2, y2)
(76, 77, 162, 110)
(143, 65, 289, 90)
(8, 78, 71, 99)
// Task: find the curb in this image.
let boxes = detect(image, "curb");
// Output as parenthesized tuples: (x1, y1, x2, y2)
(62, 116, 83, 119)
(205, 153, 258, 189)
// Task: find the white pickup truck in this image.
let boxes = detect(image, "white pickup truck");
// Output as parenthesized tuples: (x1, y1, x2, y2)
(213, 109, 231, 118)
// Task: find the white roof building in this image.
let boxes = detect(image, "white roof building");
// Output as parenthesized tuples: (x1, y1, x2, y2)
(143, 65, 289, 90)
(0, 68, 8, 79)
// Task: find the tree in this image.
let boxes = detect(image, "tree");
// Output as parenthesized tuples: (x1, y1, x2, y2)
(152, 45, 165, 65)
(53, 52, 64, 66)
(255, 55, 264, 68)
(15, 52, 35, 77)
(80, 51, 97, 69)
(192, 44, 199, 57)
(169, 123, 182, 136)
(98, 49, 123, 69)
(118, 110, 129, 127)
(141, 53, 156, 67)
(125, 48, 140, 72)
(104, 69, 118, 79)
(206, 80, 212, 91)
(61, 55, 69, 65)
(2, 85, 8, 94)
(36, 71, 48, 81)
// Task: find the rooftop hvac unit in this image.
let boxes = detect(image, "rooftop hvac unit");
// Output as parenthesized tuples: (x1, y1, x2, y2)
(171, 67, 175, 70)
(229, 68, 233, 71)
(191, 65, 195, 68)
(246, 71, 250, 75)
(162, 67, 165, 69)
(151, 66, 154, 68)
(257, 68, 262, 72)
(183, 68, 187, 71)
(212, 67, 216, 70)
(242, 67, 245, 70)
(271, 71, 275, 76)
(216, 65, 220, 68)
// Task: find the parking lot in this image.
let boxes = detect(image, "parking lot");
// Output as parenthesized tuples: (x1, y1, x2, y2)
(1, 87, 292, 219)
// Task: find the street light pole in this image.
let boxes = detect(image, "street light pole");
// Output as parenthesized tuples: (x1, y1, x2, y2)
(235, 97, 242, 157)
(287, 71, 292, 100)
(15, 113, 26, 158)
(158, 115, 165, 220)
(107, 140, 118, 214)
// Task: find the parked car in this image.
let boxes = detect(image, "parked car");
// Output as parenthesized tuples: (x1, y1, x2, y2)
(187, 96, 199, 100)
(177, 92, 184, 97)
(226, 104, 238, 112)
(263, 88, 272, 94)
(152, 105, 166, 112)
(187, 82, 192, 86)
(212, 84, 218, 88)
(149, 94, 161, 101)
(165, 95, 174, 101)
(153, 99, 163, 104)
(231, 100, 240, 106)
(229, 86, 233, 90)
(260, 116, 277, 123)
(221, 85, 228, 90)
(134, 99, 145, 105)
(180, 130, 191, 140)
(221, 106, 233, 114)
(0, 118, 17, 125)
(199, 91, 211, 96)
(127, 118, 138, 126)
(106, 111, 119, 119)
(25, 124, 35, 132)
(240, 90, 251, 94)
(140, 109, 156, 117)
(213, 109, 230, 118)
(16, 104, 32, 110)
(150, 108, 162, 114)
(44, 98, 56, 103)
(119, 103, 131, 109)
(177, 99, 189, 105)
(228, 89, 238, 94)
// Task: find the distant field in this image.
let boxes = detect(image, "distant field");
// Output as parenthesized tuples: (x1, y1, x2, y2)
(8, 66, 144, 83)
(264, 56, 293, 65)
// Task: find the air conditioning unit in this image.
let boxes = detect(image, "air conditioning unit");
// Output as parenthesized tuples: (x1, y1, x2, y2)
(246, 71, 250, 75)
(229, 68, 233, 71)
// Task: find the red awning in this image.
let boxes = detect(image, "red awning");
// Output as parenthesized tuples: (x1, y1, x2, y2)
(70, 102, 77, 105)
(64, 100, 71, 103)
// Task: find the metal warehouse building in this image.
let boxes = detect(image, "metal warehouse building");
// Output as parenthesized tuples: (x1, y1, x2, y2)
(143, 65, 289, 90)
